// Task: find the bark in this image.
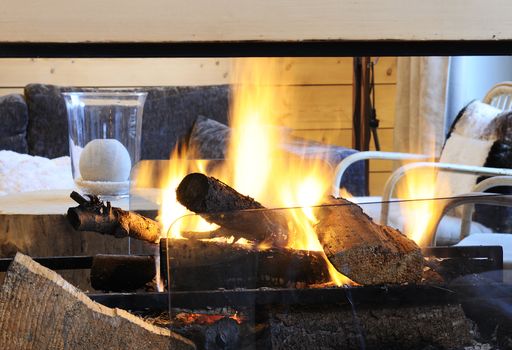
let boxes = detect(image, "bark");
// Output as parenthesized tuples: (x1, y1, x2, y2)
(316, 197, 424, 285)
(0, 253, 195, 350)
(176, 173, 289, 246)
(161, 238, 330, 290)
(269, 303, 473, 350)
(67, 191, 161, 243)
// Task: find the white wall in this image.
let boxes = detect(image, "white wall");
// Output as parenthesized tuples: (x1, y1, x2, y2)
(446, 56, 512, 130)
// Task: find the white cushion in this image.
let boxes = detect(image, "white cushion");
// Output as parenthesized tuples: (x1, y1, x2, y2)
(451, 100, 502, 138)
(436, 134, 495, 199)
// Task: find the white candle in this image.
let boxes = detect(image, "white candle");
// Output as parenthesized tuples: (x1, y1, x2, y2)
(79, 139, 132, 182)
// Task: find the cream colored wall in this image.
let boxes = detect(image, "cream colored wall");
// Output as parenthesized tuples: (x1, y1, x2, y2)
(1, 0, 510, 42)
(0, 57, 396, 195)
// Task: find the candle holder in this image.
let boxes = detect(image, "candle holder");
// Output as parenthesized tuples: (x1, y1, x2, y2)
(63, 91, 147, 199)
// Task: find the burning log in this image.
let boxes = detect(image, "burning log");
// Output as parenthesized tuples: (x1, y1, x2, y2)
(0, 253, 194, 349)
(90, 254, 156, 292)
(67, 191, 161, 243)
(176, 173, 289, 246)
(315, 198, 424, 285)
(161, 238, 330, 290)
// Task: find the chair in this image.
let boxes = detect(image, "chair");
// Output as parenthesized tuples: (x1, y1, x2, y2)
(332, 82, 512, 245)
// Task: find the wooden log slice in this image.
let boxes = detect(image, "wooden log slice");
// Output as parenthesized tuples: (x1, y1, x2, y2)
(0, 253, 195, 349)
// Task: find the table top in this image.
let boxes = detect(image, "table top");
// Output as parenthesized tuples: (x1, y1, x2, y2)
(0, 188, 161, 215)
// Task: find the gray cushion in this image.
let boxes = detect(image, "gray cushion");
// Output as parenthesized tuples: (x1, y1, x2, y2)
(0, 94, 28, 153)
(25, 84, 67, 158)
(188, 115, 367, 196)
(141, 86, 229, 159)
(24, 84, 230, 159)
(187, 115, 230, 159)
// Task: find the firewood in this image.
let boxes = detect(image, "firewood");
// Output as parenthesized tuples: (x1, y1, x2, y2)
(161, 238, 330, 290)
(90, 254, 156, 292)
(0, 253, 195, 350)
(316, 198, 423, 285)
(176, 173, 289, 246)
(269, 304, 472, 349)
(67, 191, 161, 243)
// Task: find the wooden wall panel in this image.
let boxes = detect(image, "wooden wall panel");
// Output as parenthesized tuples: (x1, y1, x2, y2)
(0, 57, 395, 89)
(1, 0, 511, 42)
(276, 85, 395, 130)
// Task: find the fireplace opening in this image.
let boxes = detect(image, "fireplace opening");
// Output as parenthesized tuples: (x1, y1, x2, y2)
(1, 55, 512, 349)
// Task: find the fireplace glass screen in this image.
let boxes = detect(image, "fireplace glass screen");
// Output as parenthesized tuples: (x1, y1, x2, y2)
(128, 158, 511, 349)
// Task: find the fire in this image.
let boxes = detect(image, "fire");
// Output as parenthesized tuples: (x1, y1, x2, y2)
(338, 187, 353, 199)
(155, 148, 218, 238)
(136, 58, 353, 285)
(175, 312, 246, 325)
(396, 168, 438, 245)
(395, 147, 444, 247)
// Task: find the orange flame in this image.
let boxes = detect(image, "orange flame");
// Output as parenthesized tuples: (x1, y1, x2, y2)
(134, 58, 352, 285)
(395, 144, 444, 247)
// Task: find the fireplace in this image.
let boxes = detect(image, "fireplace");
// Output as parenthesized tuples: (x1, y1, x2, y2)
(2, 4, 512, 348)
(60, 191, 509, 349)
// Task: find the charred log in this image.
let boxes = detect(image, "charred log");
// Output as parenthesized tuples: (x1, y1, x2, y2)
(268, 303, 473, 350)
(316, 197, 424, 285)
(90, 254, 156, 292)
(176, 173, 289, 246)
(161, 238, 330, 290)
(67, 191, 161, 243)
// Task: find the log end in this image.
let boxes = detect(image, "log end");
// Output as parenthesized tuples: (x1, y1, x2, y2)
(176, 172, 210, 212)
(66, 206, 83, 230)
(327, 243, 424, 285)
(317, 200, 424, 285)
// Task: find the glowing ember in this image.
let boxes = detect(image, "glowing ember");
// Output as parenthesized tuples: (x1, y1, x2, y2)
(175, 312, 246, 325)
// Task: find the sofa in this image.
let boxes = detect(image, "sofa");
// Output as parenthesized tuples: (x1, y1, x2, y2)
(0, 83, 366, 196)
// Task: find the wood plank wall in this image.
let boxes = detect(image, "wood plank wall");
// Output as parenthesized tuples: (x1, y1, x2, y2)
(0, 57, 396, 195)
(2, 0, 511, 42)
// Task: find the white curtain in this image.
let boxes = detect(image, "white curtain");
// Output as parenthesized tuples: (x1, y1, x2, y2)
(393, 57, 451, 157)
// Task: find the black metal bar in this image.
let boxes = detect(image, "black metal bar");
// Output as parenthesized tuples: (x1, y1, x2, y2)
(1, 40, 512, 58)
(422, 246, 504, 283)
(422, 245, 504, 270)
(352, 57, 371, 194)
(89, 284, 460, 311)
(0, 256, 94, 272)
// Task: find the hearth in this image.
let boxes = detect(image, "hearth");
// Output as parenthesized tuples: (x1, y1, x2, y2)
(1, 242, 507, 348)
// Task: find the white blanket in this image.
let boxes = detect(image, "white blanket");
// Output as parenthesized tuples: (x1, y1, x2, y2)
(0, 150, 74, 196)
